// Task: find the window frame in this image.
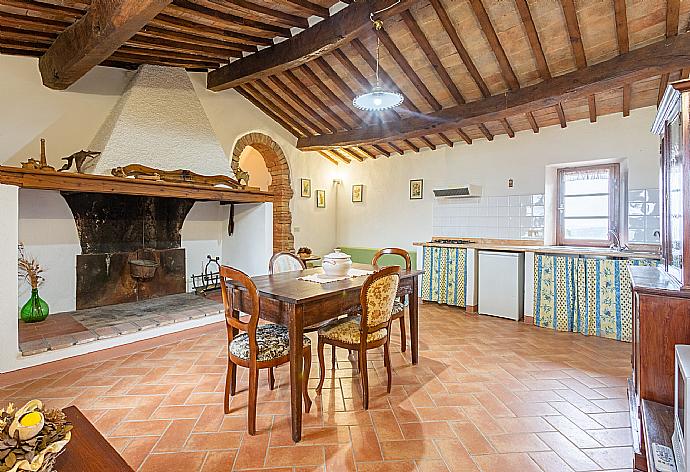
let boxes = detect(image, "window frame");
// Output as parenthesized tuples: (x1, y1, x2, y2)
(556, 163, 620, 247)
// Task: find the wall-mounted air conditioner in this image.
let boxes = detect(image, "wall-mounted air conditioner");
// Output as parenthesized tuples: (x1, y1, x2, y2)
(433, 185, 482, 198)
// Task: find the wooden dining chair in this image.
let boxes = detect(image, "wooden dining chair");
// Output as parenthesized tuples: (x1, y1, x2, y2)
(220, 266, 312, 435)
(315, 266, 400, 409)
(372, 248, 412, 353)
(269, 251, 306, 274)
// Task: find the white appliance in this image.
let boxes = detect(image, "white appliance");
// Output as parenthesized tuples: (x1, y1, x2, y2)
(478, 251, 524, 320)
(673, 344, 690, 472)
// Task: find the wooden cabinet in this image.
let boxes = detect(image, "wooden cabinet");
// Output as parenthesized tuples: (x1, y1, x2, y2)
(630, 79, 690, 470)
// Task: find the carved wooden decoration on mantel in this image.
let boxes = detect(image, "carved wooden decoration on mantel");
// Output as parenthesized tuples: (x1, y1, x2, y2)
(111, 164, 243, 189)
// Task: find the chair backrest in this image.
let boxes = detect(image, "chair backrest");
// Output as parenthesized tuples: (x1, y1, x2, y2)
(360, 266, 400, 337)
(372, 248, 412, 271)
(219, 266, 260, 356)
(269, 251, 306, 274)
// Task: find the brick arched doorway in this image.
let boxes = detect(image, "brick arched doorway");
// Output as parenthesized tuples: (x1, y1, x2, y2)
(231, 133, 294, 253)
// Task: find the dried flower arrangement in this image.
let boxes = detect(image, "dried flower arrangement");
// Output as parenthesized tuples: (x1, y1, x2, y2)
(0, 400, 71, 472)
(17, 244, 44, 290)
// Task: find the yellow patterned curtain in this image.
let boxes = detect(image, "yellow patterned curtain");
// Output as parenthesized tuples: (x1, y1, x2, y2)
(534, 255, 656, 342)
(422, 246, 467, 307)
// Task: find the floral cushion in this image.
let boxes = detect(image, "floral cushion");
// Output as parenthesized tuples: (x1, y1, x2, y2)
(365, 273, 400, 328)
(392, 300, 408, 314)
(319, 316, 387, 344)
(229, 323, 311, 361)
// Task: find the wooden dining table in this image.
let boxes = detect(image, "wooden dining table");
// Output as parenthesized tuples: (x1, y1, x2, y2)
(226, 263, 423, 442)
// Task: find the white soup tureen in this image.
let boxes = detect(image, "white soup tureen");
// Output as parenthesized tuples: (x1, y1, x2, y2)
(322, 250, 352, 277)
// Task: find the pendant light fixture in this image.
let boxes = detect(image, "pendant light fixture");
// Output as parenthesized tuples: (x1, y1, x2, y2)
(353, 6, 404, 112)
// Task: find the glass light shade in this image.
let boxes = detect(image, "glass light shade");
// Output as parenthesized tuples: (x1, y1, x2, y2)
(353, 86, 403, 111)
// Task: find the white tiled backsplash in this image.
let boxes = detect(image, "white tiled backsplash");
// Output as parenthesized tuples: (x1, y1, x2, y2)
(628, 189, 660, 244)
(433, 194, 545, 240)
(432, 188, 661, 243)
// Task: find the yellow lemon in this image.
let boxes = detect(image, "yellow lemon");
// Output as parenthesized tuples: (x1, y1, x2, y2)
(20, 411, 43, 427)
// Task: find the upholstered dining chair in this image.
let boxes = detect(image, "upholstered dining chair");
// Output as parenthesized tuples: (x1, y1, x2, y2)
(220, 266, 312, 435)
(315, 266, 400, 410)
(372, 248, 412, 353)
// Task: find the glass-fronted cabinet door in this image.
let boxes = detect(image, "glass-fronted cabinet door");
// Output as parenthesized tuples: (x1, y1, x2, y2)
(666, 112, 684, 283)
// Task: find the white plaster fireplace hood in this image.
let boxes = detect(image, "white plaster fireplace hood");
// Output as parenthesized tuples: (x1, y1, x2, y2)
(83, 65, 233, 177)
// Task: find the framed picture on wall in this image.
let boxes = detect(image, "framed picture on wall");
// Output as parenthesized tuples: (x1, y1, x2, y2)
(352, 184, 363, 203)
(300, 178, 311, 198)
(316, 190, 326, 208)
(410, 179, 423, 200)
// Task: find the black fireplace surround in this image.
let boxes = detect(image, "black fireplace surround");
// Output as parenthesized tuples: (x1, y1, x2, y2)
(62, 192, 195, 309)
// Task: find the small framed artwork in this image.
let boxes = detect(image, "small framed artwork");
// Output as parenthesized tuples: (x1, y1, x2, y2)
(410, 179, 424, 200)
(316, 190, 326, 208)
(300, 178, 311, 198)
(352, 184, 363, 203)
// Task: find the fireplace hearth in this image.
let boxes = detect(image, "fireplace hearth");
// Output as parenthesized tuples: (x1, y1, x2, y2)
(62, 192, 194, 309)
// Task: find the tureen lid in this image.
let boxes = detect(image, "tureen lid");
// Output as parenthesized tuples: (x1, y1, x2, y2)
(324, 249, 351, 259)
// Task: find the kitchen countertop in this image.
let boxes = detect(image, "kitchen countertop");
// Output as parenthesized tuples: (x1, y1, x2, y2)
(413, 241, 661, 260)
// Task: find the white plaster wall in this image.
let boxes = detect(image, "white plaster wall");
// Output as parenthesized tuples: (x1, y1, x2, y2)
(221, 203, 273, 276)
(0, 185, 19, 373)
(0, 55, 131, 168)
(180, 202, 225, 291)
(335, 107, 660, 250)
(18, 190, 80, 314)
(238, 146, 272, 191)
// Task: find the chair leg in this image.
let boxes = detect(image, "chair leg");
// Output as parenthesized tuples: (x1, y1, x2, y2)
(316, 337, 326, 395)
(399, 315, 407, 353)
(224, 360, 233, 414)
(331, 344, 336, 370)
(359, 349, 369, 410)
(247, 366, 259, 435)
(384, 341, 392, 394)
(268, 367, 275, 390)
(303, 345, 312, 413)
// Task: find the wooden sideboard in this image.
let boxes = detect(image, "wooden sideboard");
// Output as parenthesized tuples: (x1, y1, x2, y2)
(630, 266, 690, 470)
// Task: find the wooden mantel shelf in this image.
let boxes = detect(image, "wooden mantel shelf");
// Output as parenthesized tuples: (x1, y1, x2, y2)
(0, 166, 274, 203)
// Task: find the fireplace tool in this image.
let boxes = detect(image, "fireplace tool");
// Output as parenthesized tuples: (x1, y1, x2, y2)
(192, 255, 221, 295)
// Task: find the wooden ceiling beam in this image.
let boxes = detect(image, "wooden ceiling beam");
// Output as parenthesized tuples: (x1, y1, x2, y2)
(298, 63, 362, 126)
(623, 84, 631, 117)
(254, 80, 322, 134)
(556, 103, 567, 128)
(588, 95, 597, 122)
(667, 0, 680, 38)
(613, 0, 629, 54)
(38, 0, 172, 90)
(318, 151, 339, 165)
(526, 112, 539, 133)
(168, 0, 290, 37)
(327, 149, 350, 164)
(279, 0, 330, 18)
(468, 0, 519, 91)
(296, 33, 690, 150)
(478, 124, 494, 141)
(658, 73, 670, 105)
(217, 0, 310, 29)
(419, 136, 437, 150)
(501, 118, 515, 138)
(560, 0, 587, 69)
(457, 129, 472, 145)
(139, 25, 258, 53)
(386, 142, 405, 155)
(514, 0, 551, 80)
(125, 35, 242, 59)
(241, 83, 309, 136)
(371, 144, 391, 157)
(334, 148, 362, 162)
(401, 9, 464, 105)
(152, 14, 272, 46)
(267, 75, 337, 133)
(354, 147, 377, 159)
(207, 0, 418, 91)
(282, 69, 351, 130)
(377, 29, 442, 111)
(438, 133, 453, 147)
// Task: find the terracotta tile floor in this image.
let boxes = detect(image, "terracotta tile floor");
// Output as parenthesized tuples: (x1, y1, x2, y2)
(0, 303, 634, 471)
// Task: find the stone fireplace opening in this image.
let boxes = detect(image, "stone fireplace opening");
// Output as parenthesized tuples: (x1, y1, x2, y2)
(62, 192, 193, 309)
